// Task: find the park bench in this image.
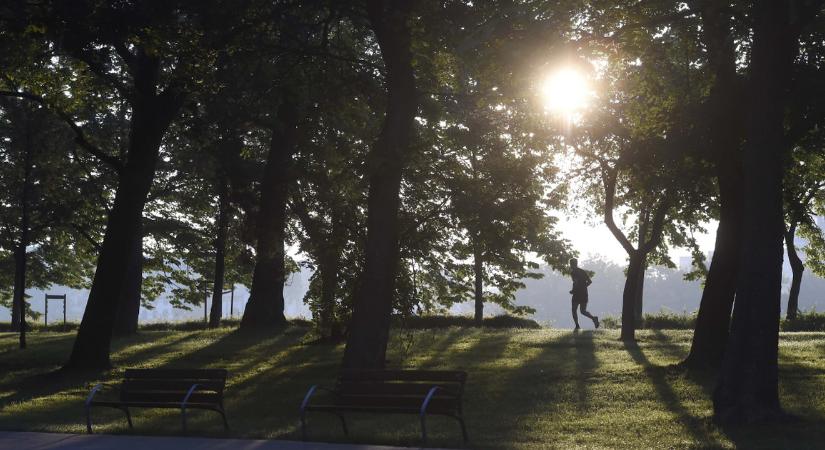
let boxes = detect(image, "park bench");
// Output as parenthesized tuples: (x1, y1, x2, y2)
(300, 369, 468, 444)
(84, 368, 229, 434)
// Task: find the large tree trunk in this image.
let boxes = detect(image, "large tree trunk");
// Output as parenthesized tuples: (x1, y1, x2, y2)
(240, 100, 299, 330)
(65, 53, 182, 369)
(209, 176, 229, 328)
(473, 246, 484, 326)
(684, 159, 743, 368)
(683, 0, 744, 370)
(342, 0, 417, 369)
(713, 0, 804, 423)
(621, 251, 644, 341)
(112, 222, 143, 336)
(785, 224, 803, 320)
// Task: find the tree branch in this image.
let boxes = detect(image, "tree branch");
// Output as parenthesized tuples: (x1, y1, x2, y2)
(601, 162, 636, 255)
(0, 90, 125, 172)
(642, 192, 672, 254)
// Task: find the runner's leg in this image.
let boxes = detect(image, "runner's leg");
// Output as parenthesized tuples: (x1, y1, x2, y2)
(579, 303, 599, 327)
(571, 300, 580, 329)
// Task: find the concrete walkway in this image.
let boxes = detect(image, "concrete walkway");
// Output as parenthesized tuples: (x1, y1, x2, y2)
(0, 431, 452, 450)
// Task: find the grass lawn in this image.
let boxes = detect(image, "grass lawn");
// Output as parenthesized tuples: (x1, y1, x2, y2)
(1, 327, 825, 449)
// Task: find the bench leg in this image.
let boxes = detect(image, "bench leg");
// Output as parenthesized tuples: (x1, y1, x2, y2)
(85, 405, 94, 434)
(219, 408, 230, 431)
(420, 413, 428, 443)
(182, 407, 188, 432)
(336, 413, 348, 436)
(300, 410, 308, 441)
(122, 407, 133, 429)
(457, 415, 469, 444)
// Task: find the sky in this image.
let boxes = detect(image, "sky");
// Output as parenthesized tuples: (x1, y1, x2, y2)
(555, 215, 719, 265)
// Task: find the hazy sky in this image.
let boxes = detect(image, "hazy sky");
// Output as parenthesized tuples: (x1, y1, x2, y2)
(556, 216, 718, 264)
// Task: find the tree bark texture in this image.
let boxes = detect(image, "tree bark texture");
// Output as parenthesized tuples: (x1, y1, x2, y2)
(785, 224, 803, 320)
(209, 176, 229, 328)
(66, 52, 183, 369)
(713, 0, 807, 423)
(683, 0, 744, 370)
(239, 100, 300, 330)
(342, 0, 417, 369)
(621, 252, 644, 340)
(112, 222, 143, 336)
(634, 260, 646, 325)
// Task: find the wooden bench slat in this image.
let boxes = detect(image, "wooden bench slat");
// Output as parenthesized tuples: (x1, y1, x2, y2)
(122, 379, 226, 392)
(337, 382, 461, 396)
(124, 369, 227, 380)
(307, 404, 459, 415)
(335, 395, 459, 410)
(338, 369, 466, 383)
(120, 392, 222, 404)
(91, 400, 223, 409)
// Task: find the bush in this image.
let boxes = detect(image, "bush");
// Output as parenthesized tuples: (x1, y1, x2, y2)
(781, 311, 825, 332)
(393, 314, 542, 329)
(0, 322, 79, 332)
(599, 311, 696, 330)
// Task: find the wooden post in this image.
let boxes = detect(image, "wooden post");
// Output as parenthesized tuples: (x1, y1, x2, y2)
(63, 294, 66, 325)
(44, 293, 48, 326)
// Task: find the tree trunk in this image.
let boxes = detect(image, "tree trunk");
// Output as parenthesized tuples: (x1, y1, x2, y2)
(13, 120, 33, 348)
(682, 0, 744, 370)
(239, 99, 299, 330)
(473, 246, 484, 326)
(112, 222, 143, 336)
(634, 261, 646, 325)
(785, 224, 803, 320)
(621, 251, 644, 341)
(209, 176, 229, 328)
(65, 53, 182, 369)
(342, 0, 417, 369)
(684, 158, 743, 368)
(713, 0, 803, 423)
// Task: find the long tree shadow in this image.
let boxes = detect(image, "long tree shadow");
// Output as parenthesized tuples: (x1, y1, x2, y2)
(464, 330, 582, 449)
(715, 350, 825, 449)
(622, 340, 722, 447)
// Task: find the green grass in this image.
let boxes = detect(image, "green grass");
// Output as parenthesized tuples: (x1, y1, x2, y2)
(1, 328, 825, 449)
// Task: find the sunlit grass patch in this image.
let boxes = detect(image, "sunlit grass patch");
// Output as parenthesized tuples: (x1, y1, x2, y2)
(2, 328, 825, 448)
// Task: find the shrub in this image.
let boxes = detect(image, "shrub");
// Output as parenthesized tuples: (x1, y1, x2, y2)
(393, 314, 541, 329)
(781, 310, 825, 332)
(598, 311, 696, 330)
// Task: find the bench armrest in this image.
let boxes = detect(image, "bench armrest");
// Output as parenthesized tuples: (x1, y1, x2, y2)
(181, 383, 203, 408)
(85, 383, 116, 407)
(420, 385, 461, 415)
(299, 385, 335, 413)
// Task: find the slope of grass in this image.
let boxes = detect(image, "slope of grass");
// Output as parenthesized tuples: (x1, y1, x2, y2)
(1, 327, 824, 449)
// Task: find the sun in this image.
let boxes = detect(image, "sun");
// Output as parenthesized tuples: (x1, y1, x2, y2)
(540, 68, 592, 116)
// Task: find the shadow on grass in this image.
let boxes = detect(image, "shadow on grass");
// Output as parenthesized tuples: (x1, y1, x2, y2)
(623, 340, 721, 447)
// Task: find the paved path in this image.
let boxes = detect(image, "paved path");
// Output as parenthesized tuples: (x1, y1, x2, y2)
(0, 431, 451, 450)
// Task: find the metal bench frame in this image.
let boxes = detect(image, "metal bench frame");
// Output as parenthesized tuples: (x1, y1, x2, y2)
(84, 368, 229, 434)
(299, 369, 468, 444)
